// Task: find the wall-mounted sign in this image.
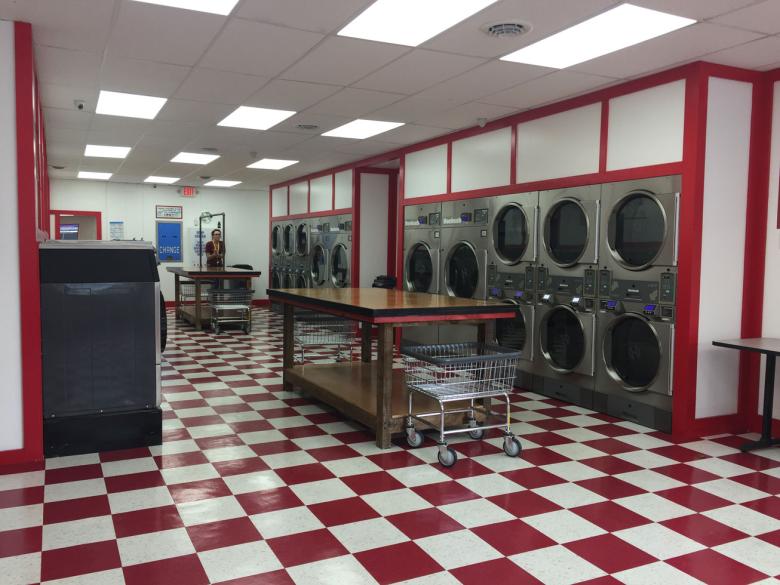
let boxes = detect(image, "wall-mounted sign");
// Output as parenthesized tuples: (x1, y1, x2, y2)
(180, 186, 198, 197)
(156, 205, 183, 220)
(156, 221, 182, 262)
(109, 220, 125, 240)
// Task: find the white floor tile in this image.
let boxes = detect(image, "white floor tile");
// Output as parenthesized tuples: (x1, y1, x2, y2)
(117, 527, 195, 566)
(176, 495, 246, 526)
(199, 541, 283, 583)
(269, 416, 316, 429)
(548, 442, 607, 461)
(45, 454, 100, 469)
(287, 554, 379, 585)
(42, 515, 116, 551)
(239, 430, 288, 445)
(614, 469, 686, 492)
(291, 435, 343, 450)
(187, 424, 235, 439)
(160, 439, 200, 456)
(679, 440, 739, 457)
(532, 482, 606, 509)
(616, 450, 678, 469)
(612, 561, 706, 585)
(362, 488, 432, 516)
(553, 427, 609, 443)
(686, 458, 757, 478)
(0, 504, 42, 531)
(704, 504, 780, 536)
(321, 457, 383, 478)
(261, 450, 317, 469)
(160, 463, 218, 485)
(521, 509, 606, 544)
(694, 479, 770, 504)
(44, 479, 106, 503)
(250, 505, 324, 539)
(614, 523, 705, 560)
(203, 445, 257, 463)
(615, 433, 673, 450)
(714, 537, 780, 576)
(615, 493, 694, 522)
(223, 470, 285, 495)
(416, 529, 502, 570)
(541, 461, 606, 482)
(109, 486, 175, 514)
(471, 452, 535, 473)
(329, 517, 409, 553)
(456, 473, 525, 497)
(388, 465, 450, 488)
(0, 471, 44, 491)
(439, 498, 515, 528)
(511, 544, 606, 585)
(43, 568, 126, 585)
(0, 553, 41, 585)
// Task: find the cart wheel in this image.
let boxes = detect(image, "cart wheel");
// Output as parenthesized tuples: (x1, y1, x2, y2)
(468, 426, 485, 440)
(503, 436, 522, 458)
(214, 326, 220, 335)
(437, 447, 458, 468)
(406, 428, 423, 448)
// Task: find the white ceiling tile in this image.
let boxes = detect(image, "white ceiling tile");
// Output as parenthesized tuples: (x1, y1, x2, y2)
(35, 46, 101, 88)
(43, 107, 92, 131)
(245, 79, 342, 111)
(306, 87, 405, 117)
(368, 96, 449, 124)
(108, 1, 224, 66)
(482, 71, 614, 110)
(29, 0, 115, 53)
(423, 101, 517, 130)
(199, 19, 324, 77)
(173, 68, 269, 105)
(271, 112, 352, 134)
(39, 83, 97, 111)
(157, 100, 234, 125)
(704, 35, 780, 69)
(632, 0, 761, 20)
(235, 0, 371, 33)
(710, 0, 780, 34)
(281, 36, 408, 85)
(77, 157, 123, 173)
(571, 23, 762, 78)
(353, 49, 485, 94)
(372, 124, 449, 145)
(46, 127, 89, 145)
(99, 56, 191, 97)
(86, 123, 149, 146)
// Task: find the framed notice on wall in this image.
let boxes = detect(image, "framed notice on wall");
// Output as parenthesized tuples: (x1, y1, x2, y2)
(156, 205, 183, 220)
(156, 221, 182, 262)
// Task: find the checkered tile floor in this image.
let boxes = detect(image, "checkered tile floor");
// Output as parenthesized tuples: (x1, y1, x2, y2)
(2, 308, 780, 584)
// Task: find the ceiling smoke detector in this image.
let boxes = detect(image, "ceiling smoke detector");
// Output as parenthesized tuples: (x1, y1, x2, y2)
(296, 124, 319, 130)
(482, 21, 531, 38)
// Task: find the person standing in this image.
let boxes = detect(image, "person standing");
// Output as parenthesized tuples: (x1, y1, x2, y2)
(205, 229, 225, 267)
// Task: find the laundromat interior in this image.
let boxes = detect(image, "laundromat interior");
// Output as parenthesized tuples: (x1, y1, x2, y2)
(2, 2, 780, 584)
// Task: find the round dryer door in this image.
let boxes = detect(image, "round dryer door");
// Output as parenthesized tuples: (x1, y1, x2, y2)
(271, 225, 281, 254)
(271, 270, 281, 289)
(446, 242, 479, 298)
(496, 301, 527, 352)
(541, 306, 585, 372)
(296, 224, 308, 256)
(310, 244, 327, 286)
(492, 203, 529, 265)
(406, 243, 434, 292)
(608, 191, 666, 269)
(604, 315, 661, 391)
(331, 244, 349, 288)
(545, 199, 588, 267)
(283, 225, 294, 255)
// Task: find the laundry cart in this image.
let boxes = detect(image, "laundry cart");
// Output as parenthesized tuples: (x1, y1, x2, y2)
(209, 288, 254, 333)
(402, 342, 523, 467)
(294, 309, 354, 363)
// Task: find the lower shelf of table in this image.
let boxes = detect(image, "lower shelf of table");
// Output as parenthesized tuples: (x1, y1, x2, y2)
(284, 361, 481, 434)
(179, 304, 211, 325)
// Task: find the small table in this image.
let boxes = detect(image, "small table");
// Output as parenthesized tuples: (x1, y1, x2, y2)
(168, 266, 261, 330)
(267, 288, 518, 449)
(712, 338, 780, 452)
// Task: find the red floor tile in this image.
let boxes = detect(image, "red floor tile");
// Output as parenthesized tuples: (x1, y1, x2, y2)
(182, 415, 225, 427)
(367, 450, 426, 470)
(582, 438, 638, 455)
(576, 476, 646, 500)
(105, 470, 166, 494)
(758, 528, 780, 547)
(213, 403, 253, 414)
(123, 554, 209, 585)
(660, 514, 748, 547)
(44, 464, 103, 485)
(453, 557, 544, 585)
(653, 463, 720, 485)
(266, 528, 348, 567)
(195, 435, 246, 451)
(260, 407, 300, 419)
(212, 457, 270, 477)
(502, 467, 567, 489)
(444, 439, 502, 458)
(582, 456, 643, 475)
(413, 481, 479, 506)
(0, 526, 41, 559)
(41, 540, 122, 582)
(532, 418, 578, 431)
(112, 505, 185, 538)
(341, 471, 405, 496)
(250, 440, 301, 457)
(720, 452, 780, 472)
(523, 431, 572, 447)
(386, 507, 464, 539)
(438, 457, 493, 479)
(650, 445, 708, 463)
(566, 534, 656, 573)
(306, 445, 361, 462)
(0, 461, 44, 475)
(356, 541, 443, 585)
(586, 424, 635, 437)
(730, 471, 780, 495)
(741, 496, 780, 521)
(0, 486, 43, 510)
(236, 486, 303, 515)
(187, 517, 262, 552)
(666, 549, 768, 585)
(654, 485, 733, 513)
(99, 447, 153, 463)
(308, 496, 380, 526)
(274, 463, 335, 485)
(169, 478, 232, 504)
(332, 430, 374, 444)
(217, 569, 295, 585)
(572, 501, 651, 532)
(472, 519, 556, 556)
(155, 451, 209, 469)
(488, 490, 562, 518)
(521, 447, 572, 466)
(43, 495, 111, 524)
(228, 420, 275, 434)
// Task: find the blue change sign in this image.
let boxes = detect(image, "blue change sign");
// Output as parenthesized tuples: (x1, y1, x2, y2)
(157, 221, 182, 262)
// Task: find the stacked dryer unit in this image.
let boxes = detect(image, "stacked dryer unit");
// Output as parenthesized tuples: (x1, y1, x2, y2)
(281, 221, 295, 288)
(309, 220, 330, 289)
(292, 220, 310, 288)
(270, 221, 283, 289)
(594, 176, 679, 433)
(329, 214, 353, 288)
(534, 185, 601, 409)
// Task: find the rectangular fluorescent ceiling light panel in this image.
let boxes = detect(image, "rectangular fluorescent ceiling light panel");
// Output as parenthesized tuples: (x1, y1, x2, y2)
(322, 119, 404, 139)
(78, 171, 112, 180)
(96, 90, 167, 120)
(144, 176, 179, 184)
(218, 106, 296, 131)
(84, 144, 131, 159)
(205, 180, 241, 188)
(171, 152, 220, 165)
(247, 158, 299, 170)
(501, 4, 695, 69)
(131, 0, 239, 15)
(339, 0, 498, 46)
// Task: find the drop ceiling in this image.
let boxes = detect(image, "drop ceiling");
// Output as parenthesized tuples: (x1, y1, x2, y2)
(1, 0, 778, 190)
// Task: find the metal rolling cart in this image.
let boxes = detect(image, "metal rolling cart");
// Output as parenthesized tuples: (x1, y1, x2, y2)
(294, 309, 355, 363)
(209, 288, 254, 334)
(402, 342, 523, 467)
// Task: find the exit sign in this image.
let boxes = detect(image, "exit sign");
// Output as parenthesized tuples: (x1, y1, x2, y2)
(179, 186, 197, 197)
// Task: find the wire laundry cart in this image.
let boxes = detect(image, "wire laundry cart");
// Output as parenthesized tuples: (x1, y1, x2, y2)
(402, 342, 523, 467)
(294, 309, 355, 363)
(209, 289, 253, 334)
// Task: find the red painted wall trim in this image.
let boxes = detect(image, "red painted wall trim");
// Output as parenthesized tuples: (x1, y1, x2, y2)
(352, 171, 361, 288)
(445, 142, 452, 194)
(509, 125, 517, 185)
(51, 209, 103, 240)
(599, 101, 609, 174)
(387, 172, 398, 276)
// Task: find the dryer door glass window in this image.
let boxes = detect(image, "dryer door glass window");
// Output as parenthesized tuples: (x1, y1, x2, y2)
(447, 243, 479, 298)
(407, 244, 433, 292)
(496, 306, 526, 351)
(311, 245, 327, 285)
(609, 317, 660, 388)
(272, 226, 281, 254)
(493, 204, 528, 264)
(283, 225, 293, 254)
(544, 308, 584, 370)
(612, 193, 665, 268)
(546, 201, 587, 265)
(331, 244, 349, 288)
(271, 271, 281, 288)
(296, 225, 308, 256)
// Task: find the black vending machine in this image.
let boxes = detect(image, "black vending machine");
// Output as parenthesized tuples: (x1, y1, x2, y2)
(40, 240, 163, 457)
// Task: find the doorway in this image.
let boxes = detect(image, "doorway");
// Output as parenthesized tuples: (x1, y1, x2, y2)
(51, 210, 102, 240)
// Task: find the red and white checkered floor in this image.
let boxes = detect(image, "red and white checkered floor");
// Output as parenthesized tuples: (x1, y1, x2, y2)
(2, 308, 780, 584)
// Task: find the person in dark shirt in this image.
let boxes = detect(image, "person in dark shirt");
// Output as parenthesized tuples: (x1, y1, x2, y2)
(204, 229, 225, 267)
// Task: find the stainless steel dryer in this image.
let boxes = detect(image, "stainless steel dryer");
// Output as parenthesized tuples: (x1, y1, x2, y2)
(488, 284, 535, 390)
(271, 221, 283, 262)
(294, 220, 311, 289)
(282, 221, 295, 259)
(329, 214, 352, 289)
(440, 199, 490, 300)
(309, 220, 330, 289)
(488, 192, 538, 300)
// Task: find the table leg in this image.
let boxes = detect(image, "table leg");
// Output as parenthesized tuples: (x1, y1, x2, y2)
(361, 322, 372, 363)
(174, 274, 180, 320)
(195, 279, 202, 331)
(376, 323, 393, 449)
(283, 303, 295, 392)
(476, 321, 493, 416)
(741, 354, 780, 452)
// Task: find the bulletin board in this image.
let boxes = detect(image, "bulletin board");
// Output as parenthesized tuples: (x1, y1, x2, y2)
(156, 221, 182, 262)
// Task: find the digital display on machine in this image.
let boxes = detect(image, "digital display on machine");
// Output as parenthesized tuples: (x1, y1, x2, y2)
(607, 300, 618, 309)
(514, 291, 523, 298)
(644, 304, 657, 312)
(417, 216, 427, 225)
(460, 212, 472, 223)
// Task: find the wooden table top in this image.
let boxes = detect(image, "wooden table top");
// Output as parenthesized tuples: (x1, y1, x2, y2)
(167, 266, 261, 278)
(267, 288, 518, 321)
(713, 338, 780, 356)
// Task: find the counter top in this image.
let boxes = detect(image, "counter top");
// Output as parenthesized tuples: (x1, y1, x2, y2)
(712, 338, 780, 356)
(167, 266, 261, 278)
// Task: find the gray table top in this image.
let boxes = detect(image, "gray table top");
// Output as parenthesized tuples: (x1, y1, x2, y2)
(712, 338, 780, 356)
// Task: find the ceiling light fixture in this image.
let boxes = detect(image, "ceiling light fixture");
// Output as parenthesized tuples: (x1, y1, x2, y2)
(130, 0, 240, 16)
(218, 106, 296, 131)
(84, 144, 131, 159)
(322, 119, 404, 139)
(78, 171, 112, 180)
(501, 3, 695, 69)
(339, 0, 498, 46)
(247, 158, 299, 170)
(171, 152, 221, 165)
(205, 179, 241, 188)
(144, 176, 180, 184)
(96, 90, 167, 120)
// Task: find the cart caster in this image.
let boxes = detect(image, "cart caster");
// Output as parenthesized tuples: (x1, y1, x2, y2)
(437, 445, 458, 468)
(406, 427, 423, 448)
(467, 419, 484, 440)
(503, 436, 522, 458)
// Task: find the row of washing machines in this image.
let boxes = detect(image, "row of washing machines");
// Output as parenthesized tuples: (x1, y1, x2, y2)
(270, 214, 353, 290)
(402, 176, 680, 432)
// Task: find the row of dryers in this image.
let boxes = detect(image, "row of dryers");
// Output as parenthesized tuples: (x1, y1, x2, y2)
(270, 214, 353, 290)
(402, 176, 680, 432)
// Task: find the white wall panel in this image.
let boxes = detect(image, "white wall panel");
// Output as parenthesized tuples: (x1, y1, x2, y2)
(517, 103, 601, 183)
(271, 187, 288, 217)
(451, 127, 511, 192)
(607, 80, 685, 170)
(334, 170, 352, 209)
(695, 77, 752, 419)
(0, 20, 22, 452)
(309, 175, 333, 213)
(404, 144, 447, 198)
(289, 181, 308, 215)
(359, 173, 389, 287)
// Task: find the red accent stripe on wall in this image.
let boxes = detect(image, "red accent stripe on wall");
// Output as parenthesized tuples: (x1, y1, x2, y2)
(599, 101, 609, 173)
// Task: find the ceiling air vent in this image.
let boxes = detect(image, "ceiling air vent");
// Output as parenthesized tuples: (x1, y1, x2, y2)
(482, 21, 531, 38)
(296, 124, 319, 130)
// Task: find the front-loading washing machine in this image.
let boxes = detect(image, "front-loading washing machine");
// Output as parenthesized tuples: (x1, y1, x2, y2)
(309, 220, 330, 289)
(489, 283, 535, 390)
(329, 214, 352, 288)
(294, 220, 311, 288)
(487, 192, 538, 299)
(271, 221, 283, 262)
